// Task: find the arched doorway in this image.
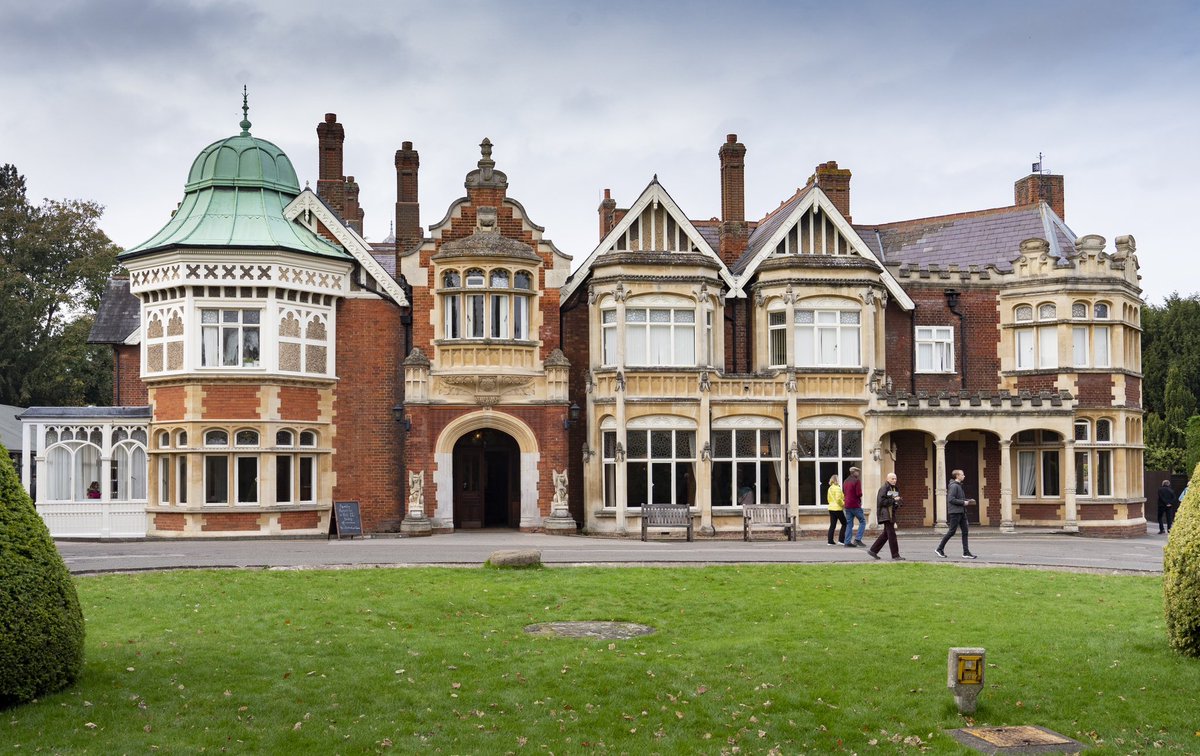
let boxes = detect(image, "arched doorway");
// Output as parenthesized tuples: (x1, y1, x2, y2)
(452, 428, 520, 528)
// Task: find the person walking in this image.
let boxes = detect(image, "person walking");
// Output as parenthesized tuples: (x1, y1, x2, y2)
(842, 466, 866, 547)
(826, 474, 846, 545)
(1157, 480, 1178, 534)
(936, 469, 977, 559)
(867, 472, 903, 560)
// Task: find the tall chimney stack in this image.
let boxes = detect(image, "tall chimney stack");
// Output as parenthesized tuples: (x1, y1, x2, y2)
(395, 141, 421, 255)
(344, 176, 363, 235)
(598, 188, 617, 240)
(810, 161, 852, 221)
(718, 134, 748, 266)
(1014, 172, 1065, 221)
(316, 113, 346, 217)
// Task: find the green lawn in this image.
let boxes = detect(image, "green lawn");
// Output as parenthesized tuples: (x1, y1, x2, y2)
(5, 565, 1198, 754)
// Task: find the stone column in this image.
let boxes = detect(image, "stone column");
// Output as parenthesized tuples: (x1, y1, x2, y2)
(614, 289, 629, 535)
(786, 371, 799, 521)
(999, 439, 1015, 532)
(697, 373, 714, 536)
(934, 438, 948, 533)
(1063, 439, 1079, 533)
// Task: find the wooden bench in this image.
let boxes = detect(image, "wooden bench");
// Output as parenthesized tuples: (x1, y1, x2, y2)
(743, 504, 796, 541)
(640, 505, 695, 541)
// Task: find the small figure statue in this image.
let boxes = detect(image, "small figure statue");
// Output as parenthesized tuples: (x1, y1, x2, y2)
(551, 470, 569, 513)
(408, 471, 425, 516)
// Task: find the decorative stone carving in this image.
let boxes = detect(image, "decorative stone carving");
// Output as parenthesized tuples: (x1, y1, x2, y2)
(615, 371, 626, 392)
(615, 441, 626, 463)
(785, 370, 797, 393)
(699, 371, 711, 392)
(584, 370, 594, 394)
(544, 469, 577, 534)
(401, 470, 432, 536)
(437, 374, 534, 404)
(612, 282, 628, 303)
(588, 285, 597, 305)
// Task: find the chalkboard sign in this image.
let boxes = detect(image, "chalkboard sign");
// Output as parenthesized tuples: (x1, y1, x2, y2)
(332, 501, 362, 539)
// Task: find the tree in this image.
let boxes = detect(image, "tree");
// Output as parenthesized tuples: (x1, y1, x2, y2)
(1164, 466, 1200, 656)
(0, 443, 85, 707)
(1163, 365, 1197, 450)
(1143, 294, 1200, 418)
(0, 164, 118, 407)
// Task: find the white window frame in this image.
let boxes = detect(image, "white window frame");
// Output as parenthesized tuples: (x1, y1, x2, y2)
(1015, 431, 1061, 499)
(916, 326, 954, 373)
(623, 428, 696, 508)
(204, 455, 229, 505)
(624, 307, 696, 367)
(794, 308, 860, 368)
(235, 455, 259, 505)
(601, 309, 617, 366)
(200, 308, 261, 368)
(795, 425, 863, 508)
(768, 310, 788, 368)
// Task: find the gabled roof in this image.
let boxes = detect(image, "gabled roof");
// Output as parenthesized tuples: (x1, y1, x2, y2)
(734, 186, 914, 310)
(853, 202, 1076, 274)
(561, 178, 738, 302)
(88, 278, 140, 344)
(284, 190, 409, 307)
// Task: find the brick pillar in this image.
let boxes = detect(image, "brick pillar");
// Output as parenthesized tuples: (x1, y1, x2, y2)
(718, 134, 748, 267)
(1014, 173, 1065, 221)
(395, 141, 421, 256)
(316, 113, 345, 217)
(811, 161, 852, 221)
(598, 188, 617, 240)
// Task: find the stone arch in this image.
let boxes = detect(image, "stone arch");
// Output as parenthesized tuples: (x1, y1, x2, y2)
(434, 410, 539, 455)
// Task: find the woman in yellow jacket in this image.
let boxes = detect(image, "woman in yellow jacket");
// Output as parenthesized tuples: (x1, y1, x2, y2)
(826, 474, 846, 545)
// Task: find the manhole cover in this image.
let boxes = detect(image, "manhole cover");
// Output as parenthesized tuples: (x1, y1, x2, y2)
(949, 725, 1083, 753)
(965, 727, 1072, 747)
(524, 621, 655, 639)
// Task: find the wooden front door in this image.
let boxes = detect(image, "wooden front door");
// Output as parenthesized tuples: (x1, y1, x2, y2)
(946, 440, 980, 524)
(454, 447, 485, 529)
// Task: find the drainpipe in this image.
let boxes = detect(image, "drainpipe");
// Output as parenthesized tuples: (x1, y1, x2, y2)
(910, 303, 918, 394)
(945, 289, 966, 390)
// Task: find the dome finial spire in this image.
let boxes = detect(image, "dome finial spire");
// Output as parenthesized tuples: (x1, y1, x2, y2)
(239, 85, 252, 136)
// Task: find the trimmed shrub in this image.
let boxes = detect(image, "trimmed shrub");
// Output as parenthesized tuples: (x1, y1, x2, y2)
(0, 444, 85, 707)
(1164, 463, 1200, 656)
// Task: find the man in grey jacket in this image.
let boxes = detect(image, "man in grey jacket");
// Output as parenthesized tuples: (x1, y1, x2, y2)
(936, 469, 977, 559)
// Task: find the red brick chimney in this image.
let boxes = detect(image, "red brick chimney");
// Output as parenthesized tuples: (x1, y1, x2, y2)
(810, 161, 852, 221)
(1015, 172, 1065, 221)
(598, 188, 617, 240)
(394, 141, 421, 254)
(718, 134, 748, 266)
(316, 113, 346, 217)
(344, 176, 363, 235)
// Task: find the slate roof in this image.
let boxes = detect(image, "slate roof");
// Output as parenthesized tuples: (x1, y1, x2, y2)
(732, 187, 813, 273)
(369, 243, 396, 277)
(88, 278, 140, 344)
(18, 406, 151, 420)
(853, 204, 1076, 273)
(0, 404, 25, 453)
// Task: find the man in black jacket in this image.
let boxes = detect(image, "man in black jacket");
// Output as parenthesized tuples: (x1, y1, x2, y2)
(936, 469, 977, 559)
(1157, 480, 1178, 534)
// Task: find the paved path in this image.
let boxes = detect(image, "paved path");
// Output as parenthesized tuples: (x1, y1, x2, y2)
(57, 527, 1168, 575)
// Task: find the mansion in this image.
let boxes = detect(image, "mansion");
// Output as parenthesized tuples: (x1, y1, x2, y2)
(19, 105, 1146, 539)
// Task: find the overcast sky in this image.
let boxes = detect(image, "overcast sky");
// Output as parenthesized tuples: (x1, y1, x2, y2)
(2, 0, 1196, 304)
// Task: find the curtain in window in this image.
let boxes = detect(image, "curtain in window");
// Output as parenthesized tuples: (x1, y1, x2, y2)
(514, 296, 528, 340)
(491, 295, 509, 338)
(1073, 327, 1089, 366)
(1016, 329, 1034, 369)
(47, 446, 71, 500)
(131, 447, 147, 500)
(113, 446, 128, 500)
(1075, 451, 1090, 496)
(77, 444, 100, 500)
(1018, 450, 1036, 496)
(1093, 327, 1110, 367)
(767, 431, 782, 502)
(1038, 327, 1057, 368)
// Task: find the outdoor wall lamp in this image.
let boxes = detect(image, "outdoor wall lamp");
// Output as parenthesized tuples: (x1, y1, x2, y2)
(392, 404, 412, 432)
(562, 402, 582, 429)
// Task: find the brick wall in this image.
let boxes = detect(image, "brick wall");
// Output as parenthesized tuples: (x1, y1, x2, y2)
(201, 385, 261, 419)
(1076, 373, 1114, 406)
(333, 297, 404, 532)
(154, 512, 185, 531)
(279, 385, 321, 422)
(561, 289, 591, 524)
(113, 344, 148, 406)
(891, 430, 928, 526)
(982, 435, 1001, 524)
(152, 385, 186, 421)
(886, 285, 999, 393)
(1015, 374, 1058, 392)
(201, 512, 260, 531)
(280, 510, 320, 530)
(1125, 376, 1141, 408)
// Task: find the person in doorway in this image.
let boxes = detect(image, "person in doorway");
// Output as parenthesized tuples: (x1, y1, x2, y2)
(86, 481, 101, 499)
(842, 466, 866, 547)
(936, 469, 977, 559)
(1157, 480, 1178, 534)
(867, 472, 903, 560)
(826, 474, 846, 545)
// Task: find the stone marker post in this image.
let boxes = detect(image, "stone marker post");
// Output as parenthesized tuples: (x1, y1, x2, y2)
(947, 647, 985, 714)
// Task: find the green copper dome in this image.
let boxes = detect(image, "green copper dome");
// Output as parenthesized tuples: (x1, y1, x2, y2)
(121, 96, 347, 261)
